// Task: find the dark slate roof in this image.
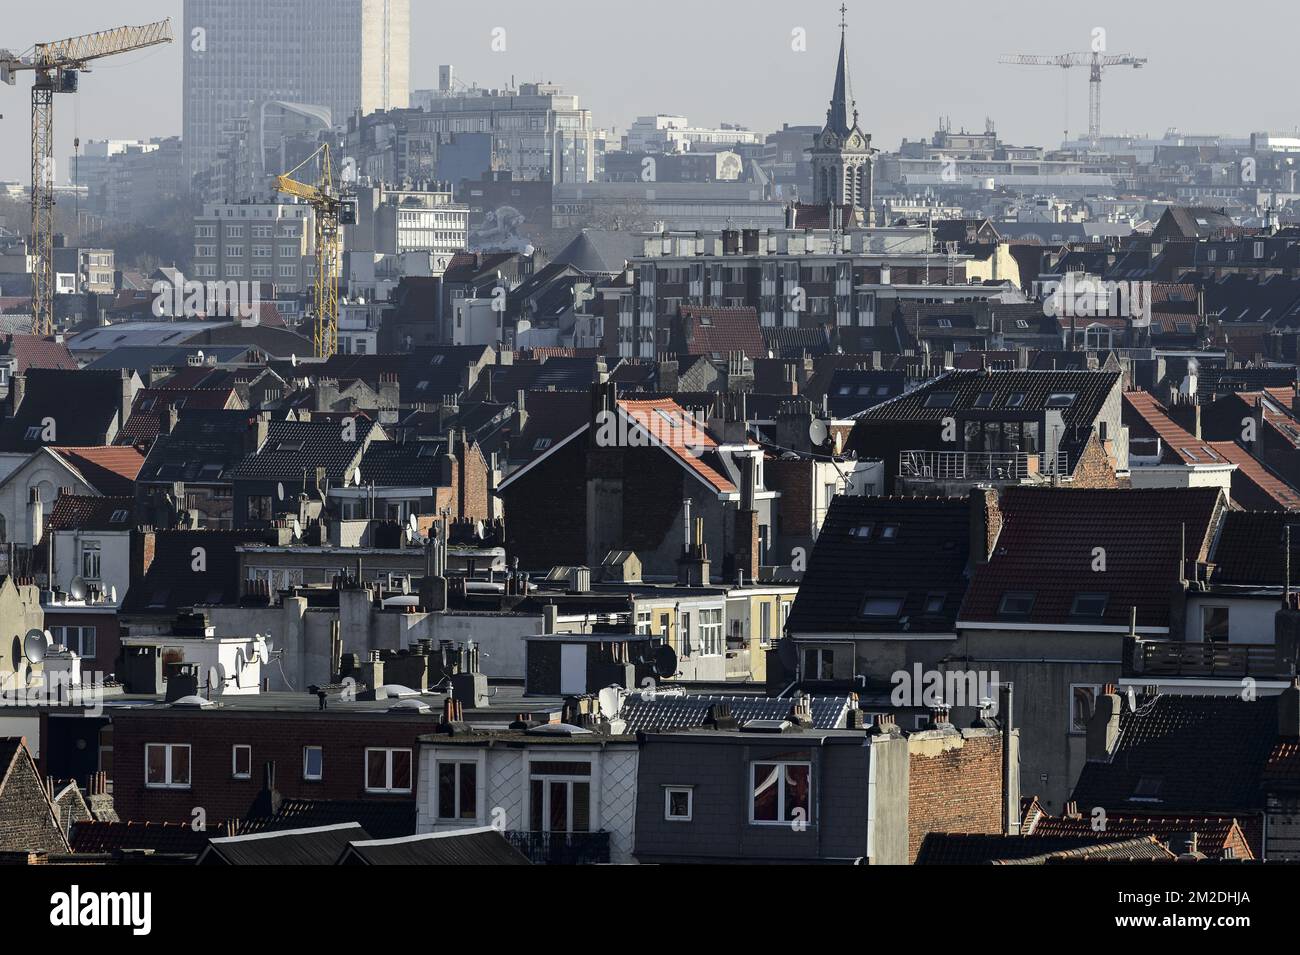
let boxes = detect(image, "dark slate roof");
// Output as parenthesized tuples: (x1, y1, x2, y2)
(960, 487, 1224, 631)
(787, 495, 972, 634)
(1210, 511, 1300, 584)
(117, 386, 238, 446)
(857, 368, 1120, 428)
(997, 836, 1176, 864)
(85, 346, 252, 375)
(338, 828, 530, 865)
(232, 419, 380, 483)
(122, 529, 276, 613)
(761, 325, 831, 359)
(529, 356, 606, 392)
(356, 439, 448, 487)
(550, 230, 643, 275)
(916, 832, 1143, 865)
(137, 409, 251, 484)
(0, 368, 128, 451)
(1197, 365, 1297, 403)
(618, 693, 852, 733)
(825, 369, 907, 418)
(399, 346, 494, 404)
(46, 495, 134, 532)
(70, 820, 210, 855)
(241, 798, 416, 840)
(1028, 811, 1249, 860)
(1071, 693, 1281, 817)
(199, 823, 369, 865)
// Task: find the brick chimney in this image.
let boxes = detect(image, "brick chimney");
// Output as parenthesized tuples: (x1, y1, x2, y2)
(968, 486, 1002, 571)
(677, 515, 711, 586)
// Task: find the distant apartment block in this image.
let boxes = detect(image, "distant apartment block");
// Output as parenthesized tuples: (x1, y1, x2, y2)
(182, 0, 410, 186)
(624, 115, 763, 154)
(193, 202, 320, 298)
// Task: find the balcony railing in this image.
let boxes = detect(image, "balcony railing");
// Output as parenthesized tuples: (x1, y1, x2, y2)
(899, 450, 1069, 482)
(505, 830, 611, 865)
(1124, 636, 1287, 679)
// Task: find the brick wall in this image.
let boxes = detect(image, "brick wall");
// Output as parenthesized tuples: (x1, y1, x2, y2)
(1070, 434, 1127, 488)
(458, 440, 490, 521)
(0, 745, 68, 854)
(766, 458, 813, 538)
(111, 710, 440, 826)
(907, 726, 1004, 863)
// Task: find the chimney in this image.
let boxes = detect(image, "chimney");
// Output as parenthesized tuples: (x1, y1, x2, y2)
(514, 389, 528, 433)
(119, 368, 135, 432)
(27, 486, 43, 546)
(1086, 684, 1122, 761)
(247, 411, 270, 453)
(10, 373, 25, 414)
(734, 452, 760, 582)
(677, 515, 711, 586)
(1252, 399, 1265, 458)
(968, 486, 1000, 571)
(165, 401, 181, 436)
(1280, 679, 1300, 740)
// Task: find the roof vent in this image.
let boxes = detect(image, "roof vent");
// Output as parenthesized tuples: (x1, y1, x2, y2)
(525, 722, 593, 737)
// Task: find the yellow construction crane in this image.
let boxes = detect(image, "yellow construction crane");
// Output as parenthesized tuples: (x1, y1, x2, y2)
(1, 19, 173, 336)
(276, 144, 353, 359)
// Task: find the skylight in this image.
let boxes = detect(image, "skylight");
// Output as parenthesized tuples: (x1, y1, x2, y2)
(923, 392, 957, 409)
(998, 592, 1035, 616)
(860, 595, 904, 619)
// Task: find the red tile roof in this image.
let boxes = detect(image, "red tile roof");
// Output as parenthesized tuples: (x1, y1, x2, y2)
(1027, 811, 1253, 860)
(677, 306, 766, 360)
(46, 495, 135, 531)
(51, 446, 146, 496)
(959, 486, 1224, 630)
(618, 398, 737, 493)
(0, 334, 78, 374)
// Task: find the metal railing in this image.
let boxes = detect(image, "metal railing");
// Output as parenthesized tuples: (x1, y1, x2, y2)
(900, 450, 1070, 482)
(1126, 637, 1284, 678)
(505, 830, 611, 865)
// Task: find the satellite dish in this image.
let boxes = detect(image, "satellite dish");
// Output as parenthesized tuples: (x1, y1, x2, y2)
(109, 585, 118, 604)
(1126, 685, 1137, 712)
(207, 662, 227, 692)
(233, 649, 247, 687)
(276, 482, 285, 501)
(352, 467, 362, 487)
(408, 514, 418, 534)
(252, 635, 268, 664)
(597, 686, 621, 720)
(808, 418, 829, 447)
(23, 629, 50, 664)
(291, 353, 298, 367)
(650, 644, 678, 679)
(69, 576, 88, 601)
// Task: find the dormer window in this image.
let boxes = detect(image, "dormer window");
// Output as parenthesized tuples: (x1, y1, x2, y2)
(1045, 393, 1077, 409)
(998, 591, 1035, 616)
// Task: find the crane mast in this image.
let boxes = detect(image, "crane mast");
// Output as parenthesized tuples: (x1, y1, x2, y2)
(998, 50, 1147, 143)
(276, 144, 345, 359)
(1, 18, 173, 336)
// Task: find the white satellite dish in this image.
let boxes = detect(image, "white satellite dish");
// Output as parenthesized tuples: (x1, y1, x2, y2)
(69, 576, 88, 601)
(276, 482, 285, 501)
(597, 686, 622, 720)
(109, 585, 118, 604)
(23, 629, 50, 664)
(253, 635, 269, 664)
(352, 467, 362, 487)
(408, 514, 418, 534)
(808, 418, 829, 447)
(207, 661, 227, 693)
(1126, 685, 1137, 712)
(291, 353, 298, 367)
(233, 649, 247, 687)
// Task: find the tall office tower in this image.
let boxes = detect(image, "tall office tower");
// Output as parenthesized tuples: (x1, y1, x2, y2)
(183, 0, 410, 193)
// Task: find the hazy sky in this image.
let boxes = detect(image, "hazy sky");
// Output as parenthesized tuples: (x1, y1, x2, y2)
(1, 0, 1298, 182)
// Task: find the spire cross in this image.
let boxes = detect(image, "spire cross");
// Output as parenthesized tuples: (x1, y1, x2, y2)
(840, 4, 848, 30)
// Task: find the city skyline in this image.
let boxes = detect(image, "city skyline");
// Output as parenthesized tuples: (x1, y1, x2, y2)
(2, 0, 1299, 183)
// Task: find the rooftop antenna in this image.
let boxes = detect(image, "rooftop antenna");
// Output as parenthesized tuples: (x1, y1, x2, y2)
(1287, 524, 1292, 607)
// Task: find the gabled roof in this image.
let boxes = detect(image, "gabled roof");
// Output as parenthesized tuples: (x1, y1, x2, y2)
(855, 368, 1120, 428)
(1027, 811, 1252, 860)
(0, 334, 77, 374)
(337, 828, 529, 865)
(49, 446, 145, 497)
(959, 487, 1224, 631)
(232, 419, 382, 483)
(199, 823, 369, 866)
(0, 368, 133, 450)
(0, 737, 69, 854)
(787, 495, 972, 634)
(915, 832, 1174, 865)
(122, 529, 277, 613)
(241, 797, 416, 840)
(1071, 692, 1281, 823)
(618, 693, 852, 732)
(117, 386, 239, 447)
(70, 820, 211, 855)
(675, 306, 766, 360)
(354, 439, 448, 487)
(46, 495, 135, 532)
(1210, 511, 1300, 584)
(137, 409, 251, 485)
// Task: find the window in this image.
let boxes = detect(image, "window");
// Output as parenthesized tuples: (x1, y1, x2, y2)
(303, 745, 323, 781)
(1202, 606, 1230, 643)
(860, 594, 904, 618)
(750, 761, 811, 825)
(1046, 392, 1077, 409)
(849, 523, 874, 539)
(437, 761, 478, 819)
(80, 540, 102, 580)
(664, 786, 693, 821)
(50, 625, 96, 658)
(1071, 684, 1102, 733)
(759, 602, 772, 644)
(365, 748, 413, 793)
(529, 760, 592, 833)
(973, 391, 995, 408)
(803, 647, 833, 681)
(232, 744, 251, 779)
(999, 591, 1035, 616)
(699, 608, 724, 655)
(879, 524, 898, 541)
(145, 743, 191, 789)
(247, 495, 273, 521)
(1131, 775, 1164, 802)
(1070, 593, 1109, 617)
(922, 592, 947, 615)
(923, 392, 957, 409)
(1005, 393, 1026, 408)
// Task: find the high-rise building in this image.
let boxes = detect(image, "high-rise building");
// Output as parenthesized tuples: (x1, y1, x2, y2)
(183, 0, 410, 190)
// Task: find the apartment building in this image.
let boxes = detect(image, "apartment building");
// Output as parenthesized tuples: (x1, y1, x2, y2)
(193, 202, 320, 298)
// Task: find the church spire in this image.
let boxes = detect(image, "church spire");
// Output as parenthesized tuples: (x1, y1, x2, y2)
(827, 4, 857, 137)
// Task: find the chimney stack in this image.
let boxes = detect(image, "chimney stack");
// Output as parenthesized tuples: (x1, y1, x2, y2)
(1086, 684, 1122, 761)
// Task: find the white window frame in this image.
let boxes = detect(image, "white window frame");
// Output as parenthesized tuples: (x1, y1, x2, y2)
(145, 742, 191, 789)
(364, 747, 413, 794)
(232, 744, 251, 779)
(303, 745, 324, 781)
(435, 759, 479, 820)
(699, 607, 724, 655)
(748, 760, 812, 827)
(664, 785, 694, 822)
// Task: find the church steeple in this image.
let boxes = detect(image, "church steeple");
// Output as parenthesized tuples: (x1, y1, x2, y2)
(827, 4, 857, 138)
(810, 5, 873, 217)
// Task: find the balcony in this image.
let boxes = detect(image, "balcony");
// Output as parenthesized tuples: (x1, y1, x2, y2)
(505, 830, 611, 865)
(899, 450, 1069, 484)
(1123, 635, 1290, 680)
